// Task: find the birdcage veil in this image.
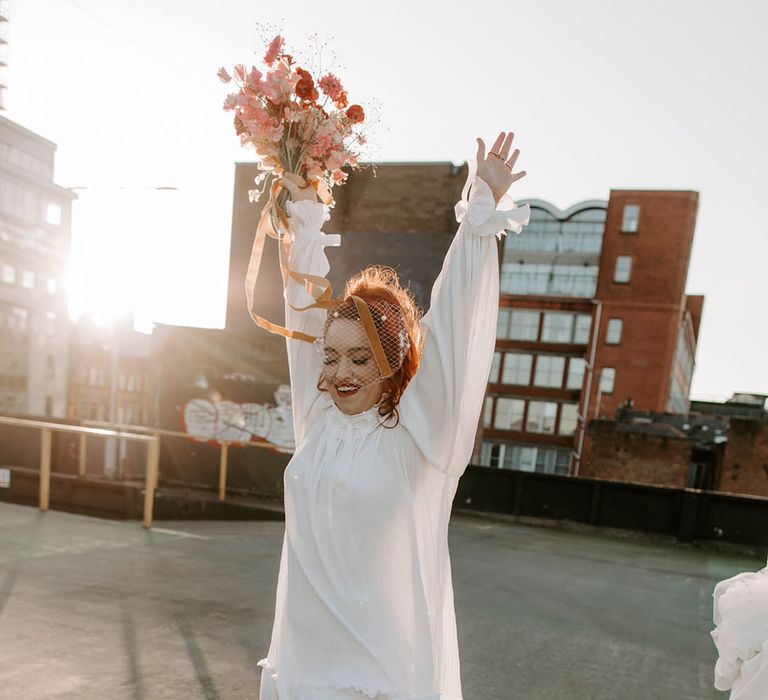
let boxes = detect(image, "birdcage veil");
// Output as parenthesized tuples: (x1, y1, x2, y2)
(316, 296, 412, 391)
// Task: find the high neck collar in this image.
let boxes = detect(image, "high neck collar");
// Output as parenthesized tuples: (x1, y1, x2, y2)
(323, 394, 383, 429)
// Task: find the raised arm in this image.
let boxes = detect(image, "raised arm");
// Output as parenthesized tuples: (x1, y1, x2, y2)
(399, 132, 529, 478)
(281, 176, 340, 446)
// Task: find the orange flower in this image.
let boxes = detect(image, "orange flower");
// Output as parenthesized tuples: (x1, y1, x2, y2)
(296, 67, 313, 81)
(335, 90, 349, 109)
(295, 77, 316, 101)
(346, 104, 365, 124)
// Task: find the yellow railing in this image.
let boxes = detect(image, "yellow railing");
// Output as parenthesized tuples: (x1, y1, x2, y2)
(0, 415, 160, 528)
(80, 420, 280, 502)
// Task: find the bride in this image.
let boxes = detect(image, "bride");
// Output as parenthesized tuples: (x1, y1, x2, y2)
(257, 132, 529, 699)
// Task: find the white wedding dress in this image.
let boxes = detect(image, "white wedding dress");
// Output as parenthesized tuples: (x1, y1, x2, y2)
(711, 560, 768, 699)
(256, 164, 529, 699)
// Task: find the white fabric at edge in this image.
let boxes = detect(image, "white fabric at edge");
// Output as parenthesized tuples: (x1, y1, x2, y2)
(257, 166, 530, 699)
(711, 562, 768, 699)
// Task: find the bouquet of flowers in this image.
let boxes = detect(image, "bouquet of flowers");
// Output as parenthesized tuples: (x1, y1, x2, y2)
(219, 35, 370, 340)
(218, 34, 367, 209)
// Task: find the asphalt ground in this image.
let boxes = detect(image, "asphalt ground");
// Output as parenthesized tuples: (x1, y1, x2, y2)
(0, 502, 762, 700)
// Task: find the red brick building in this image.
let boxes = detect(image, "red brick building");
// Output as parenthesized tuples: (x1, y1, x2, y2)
(583, 394, 768, 498)
(476, 189, 704, 477)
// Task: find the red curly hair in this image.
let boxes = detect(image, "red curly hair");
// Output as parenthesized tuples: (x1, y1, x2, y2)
(317, 266, 422, 427)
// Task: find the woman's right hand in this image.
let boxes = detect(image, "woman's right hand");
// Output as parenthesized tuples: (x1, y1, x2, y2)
(281, 172, 318, 203)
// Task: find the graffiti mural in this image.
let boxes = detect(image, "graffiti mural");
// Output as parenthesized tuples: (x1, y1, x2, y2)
(182, 384, 294, 453)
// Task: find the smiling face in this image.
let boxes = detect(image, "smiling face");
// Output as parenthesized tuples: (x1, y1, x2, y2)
(321, 318, 384, 415)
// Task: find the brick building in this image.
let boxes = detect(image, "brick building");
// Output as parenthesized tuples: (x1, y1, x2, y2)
(476, 189, 704, 477)
(66, 314, 154, 427)
(584, 394, 767, 498)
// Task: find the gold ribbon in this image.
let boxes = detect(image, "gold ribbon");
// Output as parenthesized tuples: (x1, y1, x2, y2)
(244, 173, 392, 378)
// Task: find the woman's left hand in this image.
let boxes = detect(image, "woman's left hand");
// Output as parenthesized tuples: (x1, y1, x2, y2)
(476, 131, 526, 204)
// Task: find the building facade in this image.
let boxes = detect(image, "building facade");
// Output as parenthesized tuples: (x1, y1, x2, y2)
(475, 189, 703, 477)
(66, 314, 154, 427)
(0, 114, 75, 417)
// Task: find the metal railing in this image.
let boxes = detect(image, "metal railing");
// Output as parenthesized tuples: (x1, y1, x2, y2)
(80, 420, 283, 502)
(0, 415, 159, 528)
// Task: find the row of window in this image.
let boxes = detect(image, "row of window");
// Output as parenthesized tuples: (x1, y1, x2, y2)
(490, 351, 586, 390)
(501, 262, 599, 297)
(478, 441, 571, 476)
(484, 396, 581, 436)
(498, 309, 624, 347)
(500, 256, 634, 295)
(79, 401, 146, 424)
(0, 142, 54, 179)
(0, 176, 62, 226)
(85, 366, 146, 392)
(0, 262, 58, 293)
(504, 219, 604, 254)
(497, 309, 592, 344)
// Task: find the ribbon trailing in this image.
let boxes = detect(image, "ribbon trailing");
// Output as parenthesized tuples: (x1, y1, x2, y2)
(243, 174, 394, 377)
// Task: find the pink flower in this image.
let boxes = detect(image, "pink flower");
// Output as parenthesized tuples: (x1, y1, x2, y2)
(262, 64, 293, 104)
(325, 151, 345, 171)
(332, 170, 348, 185)
(318, 73, 344, 102)
(234, 64, 247, 83)
(217, 67, 232, 83)
(264, 35, 284, 66)
(223, 94, 238, 110)
(247, 67, 264, 91)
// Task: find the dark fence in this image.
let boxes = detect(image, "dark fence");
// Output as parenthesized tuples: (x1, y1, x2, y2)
(455, 465, 768, 549)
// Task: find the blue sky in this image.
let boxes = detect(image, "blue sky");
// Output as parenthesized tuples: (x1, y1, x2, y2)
(5, 0, 768, 400)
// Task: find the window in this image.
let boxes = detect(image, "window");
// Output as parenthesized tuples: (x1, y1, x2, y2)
(45, 354, 55, 380)
(541, 313, 573, 342)
(45, 396, 53, 417)
(21, 270, 34, 289)
(566, 358, 586, 390)
(502, 353, 533, 385)
(614, 256, 632, 283)
(622, 204, 640, 233)
(600, 367, 616, 394)
(46, 202, 62, 226)
(1, 263, 15, 284)
(534, 355, 565, 388)
(479, 442, 570, 475)
(489, 351, 501, 382)
(526, 401, 557, 434)
(535, 448, 571, 475)
(606, 318, 623, 345)
(573, 314, 592, 344)
(559, 403, 579, 435)
(483, 396, 494, 428)
(47, 277, 57, 294)
(497, 309, 510, 338)
(508, 310, 540, 341)
(494, 398, 525, 431)
(9, 306, 28, 332)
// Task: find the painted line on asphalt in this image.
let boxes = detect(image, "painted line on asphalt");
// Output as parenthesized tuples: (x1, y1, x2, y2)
(150, 527, 210, 540)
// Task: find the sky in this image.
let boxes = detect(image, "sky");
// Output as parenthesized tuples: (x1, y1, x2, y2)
(4, 0, 768, 401)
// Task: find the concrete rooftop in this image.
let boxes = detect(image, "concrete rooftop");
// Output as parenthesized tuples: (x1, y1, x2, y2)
(0, 502, 762, 700)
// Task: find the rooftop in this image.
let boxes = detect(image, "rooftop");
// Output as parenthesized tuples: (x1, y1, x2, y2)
(0, 502, 761, 699)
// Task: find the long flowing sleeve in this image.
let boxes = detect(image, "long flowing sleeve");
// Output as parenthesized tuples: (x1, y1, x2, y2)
(283, 199, 340, 447)
(399, 162, 530, 478)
